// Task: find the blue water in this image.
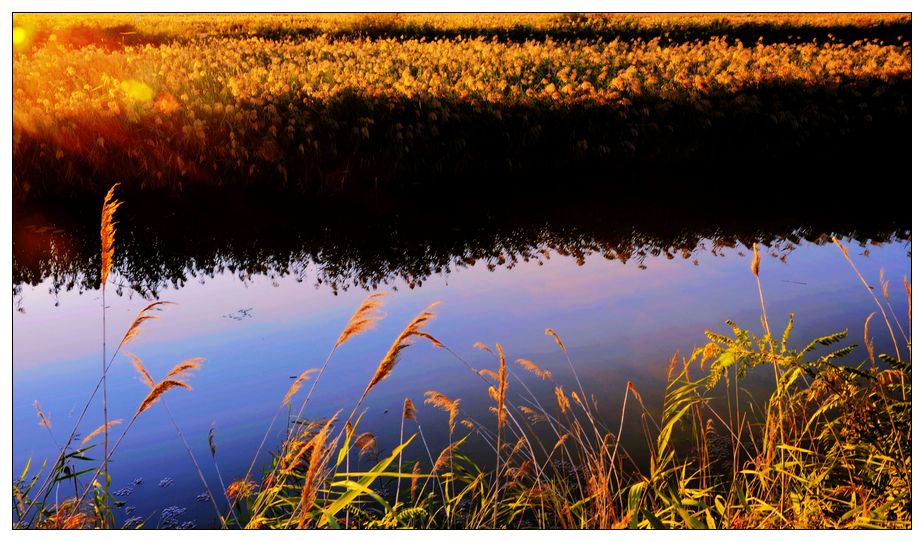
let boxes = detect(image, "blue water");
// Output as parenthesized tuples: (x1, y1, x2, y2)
(12, 237, 910, 527)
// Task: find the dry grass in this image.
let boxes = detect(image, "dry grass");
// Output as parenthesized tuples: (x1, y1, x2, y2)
(297, 418, 335, 528)
(80, 420, 122, 446)
(136, 380, 191, 416)
(358, 303, 439, 404)
(99, 184, 121, 288)
(336, 292, 386, 347)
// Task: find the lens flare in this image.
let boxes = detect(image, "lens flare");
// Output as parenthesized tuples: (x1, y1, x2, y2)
(120, 79, 154, 102)
(13, 26, 28, 46)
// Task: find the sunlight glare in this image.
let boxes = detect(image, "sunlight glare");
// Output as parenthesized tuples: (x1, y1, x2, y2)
(13, 26, 28, 47)
(120, 79, 154, 102)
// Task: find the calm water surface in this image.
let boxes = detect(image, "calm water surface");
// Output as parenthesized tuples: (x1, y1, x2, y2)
(12, 196, 910, 527)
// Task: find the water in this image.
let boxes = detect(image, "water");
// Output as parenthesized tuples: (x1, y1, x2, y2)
(12, 193, 910, 527)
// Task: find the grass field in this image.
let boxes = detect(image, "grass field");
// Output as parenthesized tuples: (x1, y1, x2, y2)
(12, 13, 911, 198)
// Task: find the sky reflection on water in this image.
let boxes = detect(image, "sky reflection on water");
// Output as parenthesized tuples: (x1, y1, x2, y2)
(12, 236, 910, 527)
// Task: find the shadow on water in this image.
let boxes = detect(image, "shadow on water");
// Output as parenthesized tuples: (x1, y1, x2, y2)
(13, 169, 911, 303)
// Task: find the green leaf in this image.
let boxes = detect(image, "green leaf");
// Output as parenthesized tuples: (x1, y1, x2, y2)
(323, 434, 415, 520)
(641, 507, 666, 529)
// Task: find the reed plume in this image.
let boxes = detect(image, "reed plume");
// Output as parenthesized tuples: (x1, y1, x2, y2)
(545, 328, 567, 353)
(751, 243, 771, 335)
(281, 369, 319, 406)
(100, 184, 122, 287)
(120, 302, 176, 347)
(403, 398, 417, 421)
(904, 276, 911, 324)
(473, 341, 493, 353)
(136, 379, 191, 416)
(750, 242, 761, 277)
(396, 397, 416, 506)
(165, 357, 205, 378)
(81, 420, 122, 445)
(493, 343, 508, 527)
(519, 406, 545, 424)
(358, 302, 439, 403)
(424, 390, 459, 431)
(433, 441, 459, 472)
(864, 312, 876, 366)
(127, 352, 155, 387)
(516, 358, 550, 380)
(554, 386, 571, 413)
(34, 401, 51, 429)
(495, 344, 508, 429)
(226, 479, 257, 501)
(354, 432, 378, 459)
(410, 331, 445, 349)
(281, 438, 315, 475)
(297, 417, 335, 528)
(336, 292, 386, 346)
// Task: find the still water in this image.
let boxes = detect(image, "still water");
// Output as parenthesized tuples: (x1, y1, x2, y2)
(12, 195, 910, 527)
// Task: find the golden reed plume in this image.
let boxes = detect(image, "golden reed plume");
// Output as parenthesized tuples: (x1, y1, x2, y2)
(100, 184, 123, 287)
(516, 358, 551, 380)
(120, 301, 176, 346)
(298, 417, 335, 528)
(226, 479, 258, 501)
(126, 352, 155, 387)
(864, 312, 876, 366)
(554, 386, 571, 413)
(353, 432, 378, 458)
(751, 243, 761, 277)
(496, 343, 508, 428)
(165, 357, 205, 379)
(82, 420, 123, 445)
(336, 292, 387, 347)
(131, 357, 205, 414)
(519, 405, 544, 424)
(433, 441, 459, 472)
(403, 398, 417, 421)
(136, 379, 191, 416)
(359, 303, 440, 402)
(545, 328, 567, 353)
(425, 390, 460, 431)
(473, 341, 493, 354)
(282, 369, 320, 406)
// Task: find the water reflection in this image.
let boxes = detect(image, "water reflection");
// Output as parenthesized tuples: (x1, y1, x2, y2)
(13, 190, 910, 304)
(12, 190, 911, 527)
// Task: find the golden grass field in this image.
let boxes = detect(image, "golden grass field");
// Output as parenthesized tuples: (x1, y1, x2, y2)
(13, 13, 911, 197)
